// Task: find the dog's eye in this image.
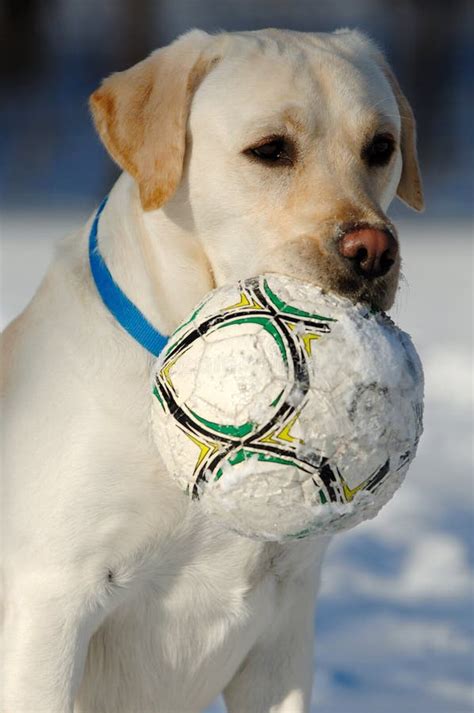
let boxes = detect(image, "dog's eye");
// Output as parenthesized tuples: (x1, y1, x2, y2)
(362, 133, 395, 167)
(245, 137, 293, 165)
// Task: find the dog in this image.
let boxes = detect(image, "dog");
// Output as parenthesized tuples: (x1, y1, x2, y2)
(1, 28, 423, 713)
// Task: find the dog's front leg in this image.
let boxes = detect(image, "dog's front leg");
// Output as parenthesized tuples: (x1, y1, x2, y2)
(2, 571, 120, 713)
(223, 566, 318, 713)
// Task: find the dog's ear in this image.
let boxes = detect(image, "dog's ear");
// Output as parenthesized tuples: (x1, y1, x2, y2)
(90, 30, 221, 211)
(376, 57, 424, 212)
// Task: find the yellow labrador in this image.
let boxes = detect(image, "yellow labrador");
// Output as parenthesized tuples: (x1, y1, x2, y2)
(1, 28, 422, 713)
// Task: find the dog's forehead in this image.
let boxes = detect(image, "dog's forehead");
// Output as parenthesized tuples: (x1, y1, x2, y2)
(192, 30, 400, 140)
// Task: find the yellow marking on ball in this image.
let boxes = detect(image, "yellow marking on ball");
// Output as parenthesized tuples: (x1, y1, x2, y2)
(260, 413, 304, 446)
(285, 322, 320, 355)
(260, 430, 280, 446)
(341, 477, 366, 502)
(161, 356, 179, 386)
(276, 413, 303, 444)
(302, 333, 320, 356)
(184, 431, 220, 473)
(226, 291, 263, 311)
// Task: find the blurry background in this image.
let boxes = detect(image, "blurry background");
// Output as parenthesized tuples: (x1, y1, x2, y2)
(1, 0, 473, 213)
(1, 1, 473, 712)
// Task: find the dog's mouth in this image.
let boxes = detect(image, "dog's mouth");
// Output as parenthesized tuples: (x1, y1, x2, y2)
(330, 273, 397, 312)
(293, 270, 397, 312)
(267, 236, 400, 312)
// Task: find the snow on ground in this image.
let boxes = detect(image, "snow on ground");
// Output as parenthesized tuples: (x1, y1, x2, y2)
(1, 210, 473, 712)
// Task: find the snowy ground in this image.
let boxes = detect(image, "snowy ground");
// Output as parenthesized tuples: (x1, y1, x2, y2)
(1, 210, 473, 712)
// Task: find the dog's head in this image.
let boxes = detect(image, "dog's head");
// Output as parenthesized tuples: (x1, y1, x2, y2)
(90, 28, 423, 311)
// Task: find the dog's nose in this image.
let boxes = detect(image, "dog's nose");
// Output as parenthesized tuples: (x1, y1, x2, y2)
(339, 228, 398, 278)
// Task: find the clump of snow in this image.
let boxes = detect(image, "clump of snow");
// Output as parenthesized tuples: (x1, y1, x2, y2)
(287, 384, 305, 407)
(215, 454, 260, 493)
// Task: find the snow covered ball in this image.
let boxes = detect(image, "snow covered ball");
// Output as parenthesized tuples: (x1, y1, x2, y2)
(151, 274, 424, 541)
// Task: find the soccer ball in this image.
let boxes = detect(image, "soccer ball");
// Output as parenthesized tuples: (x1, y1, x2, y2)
(151, 274, 423, 541)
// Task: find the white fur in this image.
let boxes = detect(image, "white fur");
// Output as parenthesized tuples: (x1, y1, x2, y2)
(2, 28, 412, 713)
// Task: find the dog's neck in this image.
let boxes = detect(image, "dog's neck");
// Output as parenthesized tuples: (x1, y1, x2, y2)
(95, 173, 215, 338)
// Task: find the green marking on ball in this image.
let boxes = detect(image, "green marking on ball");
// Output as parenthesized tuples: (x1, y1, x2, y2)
(270, 389, 285, 407)
(263, 279, 337, 322)
(214, 447, 310, 481)
(190, 410, 255, 439)
(153, 385, 165, 411)
(217, 316, 288, 364)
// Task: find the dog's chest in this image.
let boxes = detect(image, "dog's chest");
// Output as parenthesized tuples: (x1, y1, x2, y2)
(80, 510, 319, 712)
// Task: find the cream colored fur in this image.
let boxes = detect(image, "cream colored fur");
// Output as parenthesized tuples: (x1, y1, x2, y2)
(1, 28, 422, 713)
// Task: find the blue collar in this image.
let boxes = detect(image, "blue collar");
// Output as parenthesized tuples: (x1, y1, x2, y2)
(88, 197, 169, 357)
